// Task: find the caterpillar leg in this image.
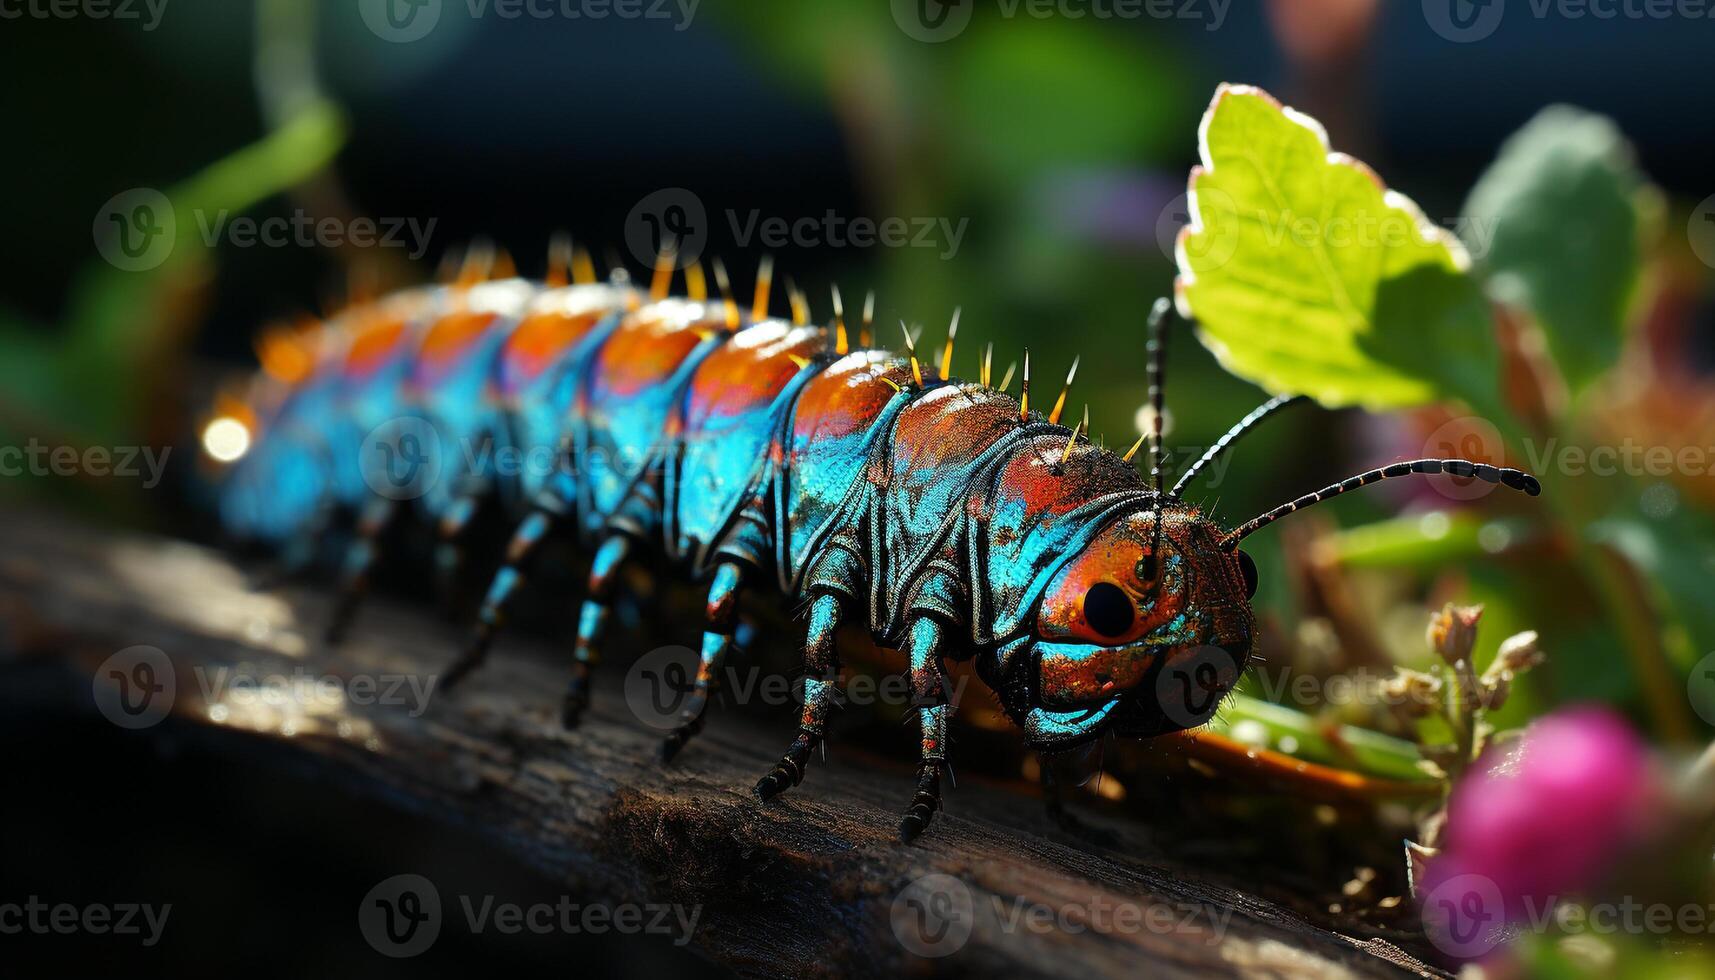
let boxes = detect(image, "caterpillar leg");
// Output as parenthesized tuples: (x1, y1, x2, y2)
(561, 533, 632, 729)
(324, 497, 397, 645)
(659, 562, 745, 763)
(433, 490, 484, 607)
(754, 593, 844, 802)
(899, 616, 954, 843)
(441, 505, 560, 692)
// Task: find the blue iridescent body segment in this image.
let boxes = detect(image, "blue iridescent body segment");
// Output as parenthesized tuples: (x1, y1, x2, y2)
(666, 319, 826, 573)
(404, 279, 534, 518)
(493, 284, 631, 504)
(571, 298, 727, 539)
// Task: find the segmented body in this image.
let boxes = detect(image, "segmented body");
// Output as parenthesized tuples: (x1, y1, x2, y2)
(222, 273, 1182, 838)
(218, 270, 1538, 841)
(226, 276, 1156, 658)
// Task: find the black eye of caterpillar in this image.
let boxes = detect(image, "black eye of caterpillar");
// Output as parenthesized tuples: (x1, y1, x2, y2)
(1134, 554, 1159, 584)
(1082, 582, 1136, 639)
(1237, 550, 1259, 599)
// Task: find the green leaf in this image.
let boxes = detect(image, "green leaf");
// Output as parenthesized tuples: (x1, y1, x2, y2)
(1462, 106, 1645, 396)
(1174, 85, 1499, 415)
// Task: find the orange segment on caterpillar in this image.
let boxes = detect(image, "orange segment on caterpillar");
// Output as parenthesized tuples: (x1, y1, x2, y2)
(206, 242, 1540, 843)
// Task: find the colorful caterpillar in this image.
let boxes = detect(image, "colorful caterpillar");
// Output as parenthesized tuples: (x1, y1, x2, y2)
(209, 240, 1541, 841)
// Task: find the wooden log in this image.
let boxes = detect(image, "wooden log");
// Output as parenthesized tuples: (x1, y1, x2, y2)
(0, 509, 1443, 978)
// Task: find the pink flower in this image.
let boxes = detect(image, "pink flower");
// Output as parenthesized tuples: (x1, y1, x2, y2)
(1431, 707, 1665, 922)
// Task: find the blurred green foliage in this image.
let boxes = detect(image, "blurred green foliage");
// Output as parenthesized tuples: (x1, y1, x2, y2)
(0, 102, 345, 448)
(1464, 106, 1649, 398)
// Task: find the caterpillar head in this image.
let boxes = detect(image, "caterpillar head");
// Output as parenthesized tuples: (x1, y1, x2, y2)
(1003, 504, 1257, 751)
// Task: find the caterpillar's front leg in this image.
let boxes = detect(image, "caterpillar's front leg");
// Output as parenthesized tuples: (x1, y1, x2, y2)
(562, 533, 632, 728)
(659, 562, 746, 762)
(754, 592, 844, 801)
(900, 615, 955, 843)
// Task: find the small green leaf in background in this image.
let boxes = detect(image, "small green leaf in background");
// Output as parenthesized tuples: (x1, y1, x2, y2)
(1210, 695, 1432, 785)
(1174, 84, 1499, 417)
(1462, 106, 1647, 398)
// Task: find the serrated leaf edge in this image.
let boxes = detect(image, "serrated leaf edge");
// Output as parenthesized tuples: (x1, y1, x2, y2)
(1171, 83, 1472, 326)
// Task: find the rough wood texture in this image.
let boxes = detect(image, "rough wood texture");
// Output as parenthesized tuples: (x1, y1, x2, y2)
(0, 510, 1444, 978)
